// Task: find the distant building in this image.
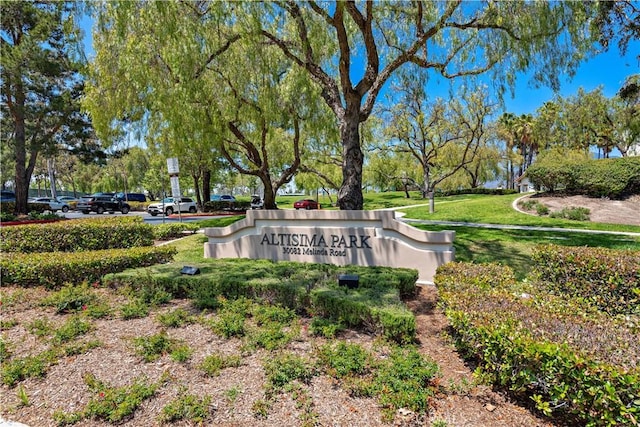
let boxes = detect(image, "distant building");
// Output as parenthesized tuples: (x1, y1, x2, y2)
(515, 175, 535, 193)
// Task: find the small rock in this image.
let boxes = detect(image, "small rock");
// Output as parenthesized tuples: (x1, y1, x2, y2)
(398, 408, 413, 416)
(485, 403, 497, 412)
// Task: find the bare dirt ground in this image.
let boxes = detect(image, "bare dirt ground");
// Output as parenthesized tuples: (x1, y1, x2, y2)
(523, 194, 640, 226)
(0, 285, 555, 427)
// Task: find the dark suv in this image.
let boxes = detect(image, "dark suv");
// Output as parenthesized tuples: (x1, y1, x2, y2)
(77, 195, 131, 215)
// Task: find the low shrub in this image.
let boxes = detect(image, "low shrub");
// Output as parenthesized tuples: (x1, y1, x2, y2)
(0, 201, 16, 216)
(120, 299, 150, 320)
(316, 341, 371, 378)
(132, 331, 178, 362)
(152, 223, 200, 241)
(40, 283, 97, 314)
(159, 387, 212, 424)
(569, 156, 640, 198)
(156, 308, 195, 328)
(52, 372, 165, 424)
(1, 349, 58, 387)
(199, 353, 242, 377)
(531, 245, 640, 315)
(309, 317, 344, 338)
(52, 316, 92, 345)
(435, 188, 518, 197)
(549, 206, 590, 221)
(0, 246, 177, 288)
(0, 211, 17, 222)
(435, 261, 640, 425)
(0, 216, 154, 253)
(310, 286, 416, 343)
(528, 154, 640, 198)
(263, 352, 316, 390)
(107, 259, 419, 343)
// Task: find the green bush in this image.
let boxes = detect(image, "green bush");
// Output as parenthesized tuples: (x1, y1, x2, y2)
(199, 353, 242, 377)
(132, 331, 177, 362)
(40, 283, 98, 314)
(0, 216, 154, 253)
(526, 147, 589, 192)
(435, 188, 518, 196)
(569, 156, 640, 198)
(529, 155, 640, 199)
(531, 245, 640, 315)
(159, 388, 212, 423)
(0, 245, 177, 288)
(263, 352, 316, 390)
(549, 206, 590, 221)
(53, 372, 163, 424)
(1, 349, 58, 387)
(108, 259, 420, 343)
(435, 261, 640, 426)
(316, 341, 371, 378)
(310, 286, 416, 343)
(52, 316, 92, 344)
(0, 201, 16, 216)
(152, 222, 200, 240)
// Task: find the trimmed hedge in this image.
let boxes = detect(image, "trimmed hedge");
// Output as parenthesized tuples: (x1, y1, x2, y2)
(435, 188, 518, 197)
(0, 246, 177, 288)
(435, 262, 640, 426)
(0, 217, 154, 253)
(311, 286, 416, 343)
(152, 223, 200, 241)
(0, 201, 16, 215)
(531, 245, 640, 316)
(528, 156, 640, 199)
(569, 156, 640, 198)
(106, 260, 419, 343)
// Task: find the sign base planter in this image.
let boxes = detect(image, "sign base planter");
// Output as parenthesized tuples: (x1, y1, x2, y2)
(204, 210, 455, 284)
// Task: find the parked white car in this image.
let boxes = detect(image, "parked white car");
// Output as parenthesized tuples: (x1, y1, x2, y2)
(147, 197, 197, 216)
(28, 197, 70, 213)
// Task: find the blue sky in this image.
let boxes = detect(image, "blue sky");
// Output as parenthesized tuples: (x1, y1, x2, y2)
(503, 41, 639, 115)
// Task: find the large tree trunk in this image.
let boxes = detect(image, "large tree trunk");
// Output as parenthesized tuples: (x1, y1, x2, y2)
(337, 112, 363, 210)
(13, 81, 28, 215)
(262, 174, 277, 209)
(192, 173, 202, 210)
(202, 169, 211, 204)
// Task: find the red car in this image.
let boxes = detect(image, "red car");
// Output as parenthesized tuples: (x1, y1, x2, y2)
(293, 199, 319, 210)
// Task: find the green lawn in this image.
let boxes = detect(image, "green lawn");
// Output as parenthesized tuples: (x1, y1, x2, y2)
(398, 192, 640, 233)
(415, 224, 639, 279)
(276, 191, 640, 233)
(196, 192, 640, 280)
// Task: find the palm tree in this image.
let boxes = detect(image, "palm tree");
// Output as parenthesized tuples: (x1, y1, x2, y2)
(497, 113, 517, 189)
(515, 114, 537, 176)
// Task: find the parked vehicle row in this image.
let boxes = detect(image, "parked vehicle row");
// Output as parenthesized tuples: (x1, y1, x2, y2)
(4, 192, 320, 214)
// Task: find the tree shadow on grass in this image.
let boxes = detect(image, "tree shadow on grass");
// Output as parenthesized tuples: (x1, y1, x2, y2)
(453, 237, 533, 280)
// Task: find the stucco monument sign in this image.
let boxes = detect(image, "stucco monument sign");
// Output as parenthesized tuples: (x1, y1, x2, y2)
(204, 210, 454, 284)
